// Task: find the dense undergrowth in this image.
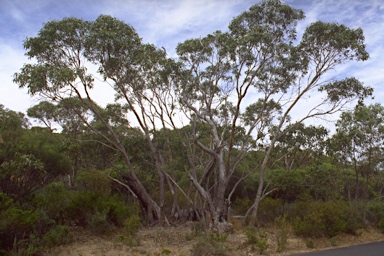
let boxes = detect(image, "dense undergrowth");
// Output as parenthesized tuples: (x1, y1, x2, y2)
(3, 179, 384, 256)
(0, 171, 142, 255)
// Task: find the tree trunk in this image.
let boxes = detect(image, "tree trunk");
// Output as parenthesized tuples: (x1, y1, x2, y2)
(122, 172, 160, 223)
(189, 173, 233, 233)
(246, 141, 275, 226)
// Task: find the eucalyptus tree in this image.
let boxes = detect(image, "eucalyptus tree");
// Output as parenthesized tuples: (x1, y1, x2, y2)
(85, 16, 187, 224)
(14, 16, 185, 224)
(273, 123, 328, 170)
(328, 103, 384, 200)
(27, 101, 57, 133)
(0, 105, 70, 200)
(0, 105, 29, 165)
(177, 0, 372, 226)
(0, 104, 29, 146)
(57, 98, 127, 183)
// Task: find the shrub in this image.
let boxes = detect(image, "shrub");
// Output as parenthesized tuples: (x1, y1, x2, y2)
(185, 219, 208, 241)
(321, 202, 347, 238)
(232, 197, 253, 215)
(190, 234, 228, 256)
(257, 197, 284, 225)
(43, 225, 73, 247)
(365, 200, 384, 232)
(99, 195, 135, 227)
(76, 170, 111, 195)
(0, 193, 40, 251)
(7, 233, 42, 256)
(275, 216, 289, 252)
(291, 200, 362, 238)
(89, 209, 112, 235)
(210, 231, 230, 242)
(305, 239, 315, 249)
(36, 179, 139, 232)
(244, 226, 269, 254)
(123, 214, 141, 236)
(33, 182, 71, 223)
(160, 249, 172, 255)
(115, 214, 142, 247)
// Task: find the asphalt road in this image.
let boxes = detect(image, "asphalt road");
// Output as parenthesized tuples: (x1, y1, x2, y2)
(290, 241, 384, 256)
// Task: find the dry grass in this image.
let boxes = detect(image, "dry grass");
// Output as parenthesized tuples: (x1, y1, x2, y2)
(41, 223, 384, 256)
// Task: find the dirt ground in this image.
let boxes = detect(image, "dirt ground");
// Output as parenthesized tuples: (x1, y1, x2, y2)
(42, 223, 384, 256)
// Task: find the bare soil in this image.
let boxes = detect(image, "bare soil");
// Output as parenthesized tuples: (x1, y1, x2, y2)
(42, 223, 384, 256)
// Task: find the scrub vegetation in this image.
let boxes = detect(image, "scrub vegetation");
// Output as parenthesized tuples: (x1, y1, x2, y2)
(2, 0, 384, 254)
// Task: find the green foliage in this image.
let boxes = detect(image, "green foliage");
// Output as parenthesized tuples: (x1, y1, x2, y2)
(190, 233, 229, 256)
(66, 190, 136, 230)
(365, 200, 384, 232)
(185, 219, 208, 241)
(0, 193, 40, 251)
(115, 214, 142, 247)
(210, 231, 230, 242)
(257, 197, 284, 224)
(231, 197, 253, 216)
(267, 162, 347, 204)
(291, 200, 362, 238)
(244, 226, 269, 254)
(101, 196, 136, 227)
(8, 233, 42, 256)
(160, 248, 172, 255)
(329, 103, 384, 201)
(274, 123, 329, 171)
(43, 225, 73, 247)
(76, 169, 111, 195)
(27, 101, 57, 132)
(307, 162, 345, 201)
(123, 214, 141, 236)
(0, 127, 70, 201)
(89, 209, 112, 235)
(305, 240, 315, 249)
(275, 216, 290, 252)
(34, 182, 71, 223)
(293, 213, 324, 238)
(330, 236, 338, 246)
(34, 175, 138, 231)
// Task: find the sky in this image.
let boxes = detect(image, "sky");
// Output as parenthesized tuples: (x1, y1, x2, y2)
(1, 0, 384, 124)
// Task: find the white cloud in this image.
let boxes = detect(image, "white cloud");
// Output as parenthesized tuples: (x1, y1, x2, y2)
(0, 44, 37, 112)
(92, 0, 254, 56)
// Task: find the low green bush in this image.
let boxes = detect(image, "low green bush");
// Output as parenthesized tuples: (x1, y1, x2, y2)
(365, 200, 384, 232)
(123, 214, 141, 236)
(115, 214, 142, 247)
(43, 225, 73, 247)
(190, 233, 228, 256)
(8, 233, 42, 256)
(244, 226, 269, 254)
(35, 180, 137, 231)
(275, 216, 289, 252)
(291, 200, 362, 238)
(33, 182, 71, 224)
(76, 169, 112, 195)
(89, 209, 112, 235)
(0, 193, 40, 251)
(257, 197, 284, 225)
(99, 195, 135, 227)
